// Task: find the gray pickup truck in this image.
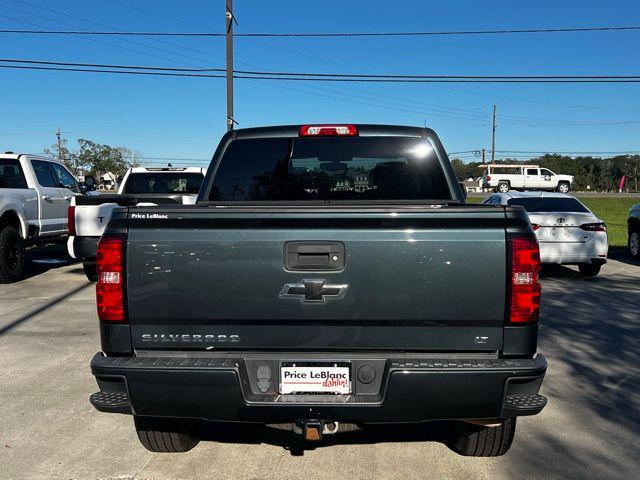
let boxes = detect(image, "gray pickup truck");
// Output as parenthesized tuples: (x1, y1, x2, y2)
(89, 124, 547, 457)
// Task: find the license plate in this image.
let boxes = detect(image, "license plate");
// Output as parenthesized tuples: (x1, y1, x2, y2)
(280, 362, 351, 394)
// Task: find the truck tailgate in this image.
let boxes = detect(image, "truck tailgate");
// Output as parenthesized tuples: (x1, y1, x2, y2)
(126, 208, 507, 352)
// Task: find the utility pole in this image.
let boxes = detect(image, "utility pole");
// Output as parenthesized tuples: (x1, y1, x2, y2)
(482, 148, 485, 164)
(225, 0, 236, 131)
(491, 105, 497, 163)
(56, 126, 63, 162)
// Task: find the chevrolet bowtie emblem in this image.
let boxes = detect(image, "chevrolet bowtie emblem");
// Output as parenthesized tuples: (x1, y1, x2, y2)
(279, 279, 348, 303)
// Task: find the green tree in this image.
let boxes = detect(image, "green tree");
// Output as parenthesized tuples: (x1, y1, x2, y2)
(43, 135, 84, 173)
(76, 138, 129, 178)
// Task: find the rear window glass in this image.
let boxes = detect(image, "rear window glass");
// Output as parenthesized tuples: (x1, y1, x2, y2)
(0, 159, 27, 189)
(209, 136, 451, 202)
(507, 197, 589, 213)
(123, 173, 204, 194)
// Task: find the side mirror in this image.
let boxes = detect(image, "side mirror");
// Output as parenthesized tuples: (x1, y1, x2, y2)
(84, 175, 96, 191)
(458, 182, 467, 201)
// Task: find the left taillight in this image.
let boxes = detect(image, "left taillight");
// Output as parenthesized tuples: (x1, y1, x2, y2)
(96, 236, 125, 322)
(580, 222, 606, 232)
(67, 206, 76, 236)
(507, 234, 541, 325)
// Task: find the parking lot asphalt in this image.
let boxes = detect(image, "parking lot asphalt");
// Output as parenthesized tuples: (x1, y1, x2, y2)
(1, 248, 639, 480)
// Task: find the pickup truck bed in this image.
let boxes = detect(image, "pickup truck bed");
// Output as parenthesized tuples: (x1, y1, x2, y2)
(89, 124, 546, 456)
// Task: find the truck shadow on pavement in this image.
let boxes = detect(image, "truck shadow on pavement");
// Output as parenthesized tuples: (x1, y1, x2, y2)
(540, 265, 640, 431)
(531, 264, 640, 476)
(20, 244, 78, 281)
(197, 421, 453, 456)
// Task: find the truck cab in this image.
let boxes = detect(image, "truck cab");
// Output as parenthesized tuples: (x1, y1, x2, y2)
(0, 153, 80, 282)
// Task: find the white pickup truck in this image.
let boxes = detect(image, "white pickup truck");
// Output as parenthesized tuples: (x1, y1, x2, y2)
(481, 164, 574, 193)
(0, 153, 85, 282)
(68, 166, 205, 280)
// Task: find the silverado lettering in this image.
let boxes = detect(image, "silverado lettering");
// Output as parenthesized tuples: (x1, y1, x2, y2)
(141, 333, 240, 343)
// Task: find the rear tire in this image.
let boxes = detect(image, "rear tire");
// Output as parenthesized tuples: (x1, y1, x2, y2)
(83, 262, 98, 282)
(0, 226, 25, 284)
(629, 230, 640, 259)
(497, 182, 510, 193)
(448, 418, 516, 457)
(134, 416, 199, 453)
(557, 182, 570, 193)
(578, 263, 601, 276)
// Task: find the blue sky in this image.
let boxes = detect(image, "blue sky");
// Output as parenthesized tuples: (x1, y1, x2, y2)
(1, 0, 639, 166)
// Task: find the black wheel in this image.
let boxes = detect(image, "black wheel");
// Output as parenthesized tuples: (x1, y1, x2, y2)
(557, 182, 570, 193)
(83, 262, 99, 282)
(448, 418, 516, 457)
(497, 182, 510, 193)
(578, 263, 601, 277)
(629, 230, 640, 260)
(0, 226, 25, 283)
(578, 263, 602, 277)
(134, 416, 199, 453)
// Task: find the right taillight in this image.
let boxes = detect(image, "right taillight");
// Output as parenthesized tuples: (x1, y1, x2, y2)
(67, 206, 76, 236)
(580, 222, 606, 232)
(96, 236, 125, 322)
(507, 234, 541, 325)
(485, 175, 491, 181)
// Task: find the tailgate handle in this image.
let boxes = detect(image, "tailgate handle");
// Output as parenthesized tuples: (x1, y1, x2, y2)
(284, 242, 345, 271)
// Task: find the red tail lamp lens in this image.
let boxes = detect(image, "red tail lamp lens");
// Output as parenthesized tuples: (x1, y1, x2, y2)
(508, 235, 541, 324)
(67, 206, 76, 236)
(580, 222, 606, 232)
(96, 236, 125, 322)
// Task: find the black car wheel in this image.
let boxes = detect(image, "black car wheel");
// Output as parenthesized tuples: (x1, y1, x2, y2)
(134, 416, 199, 453)
(629, 230, 640, 260)
(448, 418, 516, 457)
(83, 262, 99, 282)
(578, 263, 601, 277)
(0, 226, 25, 283)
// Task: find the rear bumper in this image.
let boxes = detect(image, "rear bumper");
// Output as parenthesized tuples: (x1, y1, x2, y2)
(539, 241, 608, 265)
(67, 235, 99, 261)
(90, 352, 547, 423)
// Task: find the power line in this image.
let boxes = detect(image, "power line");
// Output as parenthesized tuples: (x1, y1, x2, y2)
(102, 0, 494, 121)
(7, 3, 639, 113)
(0, 58, 225, 72)
(0, 9, 217, 69)
(2, 58, 640, 82)
(3, 0, 228, 68)
(5, 63, 640, 83)
(2, 25, 640, 37)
